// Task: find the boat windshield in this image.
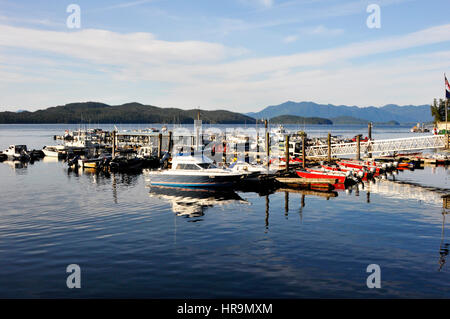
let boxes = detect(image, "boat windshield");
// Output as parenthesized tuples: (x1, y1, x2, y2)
(197, 163, 217, 169)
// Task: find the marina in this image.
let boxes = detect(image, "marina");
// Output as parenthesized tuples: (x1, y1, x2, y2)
(0, 123, 449, 298)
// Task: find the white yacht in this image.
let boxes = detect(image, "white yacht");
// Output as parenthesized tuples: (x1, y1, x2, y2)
(148, 155, 243, 188)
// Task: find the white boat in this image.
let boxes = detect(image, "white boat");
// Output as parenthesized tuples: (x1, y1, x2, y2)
(148, 155, 244, 187)
(229, 161, 278, 176)
(3, 145, 30, 161)
(42, 145, 68, 157)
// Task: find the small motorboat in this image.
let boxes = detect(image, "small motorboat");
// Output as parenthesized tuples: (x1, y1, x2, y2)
(229, 161, 277, 177)
(42, 145, 68, 158)
(337, 159, 383, 174)
(3, 145, 30, 161)
(296, 168, 348, 184)
(321, 164, 370, 179)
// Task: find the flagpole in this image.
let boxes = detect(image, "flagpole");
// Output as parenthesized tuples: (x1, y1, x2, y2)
(446, 73, 449, 148)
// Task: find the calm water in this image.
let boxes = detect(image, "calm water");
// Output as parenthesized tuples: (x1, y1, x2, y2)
(0, 124, 449, 298)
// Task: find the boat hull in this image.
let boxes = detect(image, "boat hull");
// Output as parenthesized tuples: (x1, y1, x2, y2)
(296, 170, 347, 183)
(149, 173, 241, 188)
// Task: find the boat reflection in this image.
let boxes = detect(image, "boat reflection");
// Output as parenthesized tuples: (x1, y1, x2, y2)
(439, 211, 449, 271)
(2, 160, 29, 173)
(149, 185, 248, 218)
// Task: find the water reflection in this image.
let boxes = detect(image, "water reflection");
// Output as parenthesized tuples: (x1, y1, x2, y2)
(149, 185, 248, 218)
(2, 160, 28, 173)
(365, 177, 447, 205)
(439, 212, 449, 271)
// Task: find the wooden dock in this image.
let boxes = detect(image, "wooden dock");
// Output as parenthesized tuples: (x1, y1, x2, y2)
(275, 177, 337, 190)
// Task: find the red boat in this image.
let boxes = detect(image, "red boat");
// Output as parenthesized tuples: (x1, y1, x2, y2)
(337, 160, 382, 174)
(351, 135, 369, 142)
(322, 164, 371, 179)
(297, 169, 347, 184)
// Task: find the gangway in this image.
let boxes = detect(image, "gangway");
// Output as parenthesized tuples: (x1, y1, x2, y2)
(306, 135, 447, 157)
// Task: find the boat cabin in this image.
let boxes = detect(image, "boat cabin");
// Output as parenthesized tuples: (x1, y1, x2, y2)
(171, 155, 217, 170)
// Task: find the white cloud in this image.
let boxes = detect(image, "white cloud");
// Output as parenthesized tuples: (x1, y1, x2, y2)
(282, 35, 299, 43)
(302, 25, 344, 36)
(283, 25, 344, 43)
(240, 0, 274, 9)
(103, 0, 156, 10)
(1, 23, 450, 111)
(0, 25, 247, 66)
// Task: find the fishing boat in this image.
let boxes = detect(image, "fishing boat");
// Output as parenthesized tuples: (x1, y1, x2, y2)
(3, 145, 30, 161)
(42, 145, 68, 158)
(148, 155, 243, 188)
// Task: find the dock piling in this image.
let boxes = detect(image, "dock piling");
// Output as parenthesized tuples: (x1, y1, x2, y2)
(301, 133, 306, 168)
(112, 130, 116, 158)
(356, 135, 360, 161)
(265, 130, 270, 169)
(245, 136, 250, 163)
(158, 133, 163, 159)
(285, 135, 290, 172)
(327, 132, 331, 162)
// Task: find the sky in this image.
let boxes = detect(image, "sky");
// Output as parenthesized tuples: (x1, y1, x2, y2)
(0, 0, 449, 112)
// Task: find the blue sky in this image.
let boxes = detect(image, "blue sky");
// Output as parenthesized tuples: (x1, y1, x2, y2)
(0, 0, 449, 112)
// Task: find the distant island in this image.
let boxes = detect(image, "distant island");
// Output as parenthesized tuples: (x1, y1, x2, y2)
(270, 115, 332, 124)
(0, 102, 256, 124)
(331, 116, 400, 125)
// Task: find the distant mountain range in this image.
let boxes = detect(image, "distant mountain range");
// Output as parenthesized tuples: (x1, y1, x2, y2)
(0, 102, 256, 124)
(0, 100, 432, 124)
(247, 101, 432, 123)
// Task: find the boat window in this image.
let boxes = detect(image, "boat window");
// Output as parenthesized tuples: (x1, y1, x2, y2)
(197, 163, 216, 169)
(176, 163, 200, 170)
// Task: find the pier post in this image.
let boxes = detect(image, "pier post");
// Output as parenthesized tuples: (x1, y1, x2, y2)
(222, 132, 227, 166)
(256, 129, 260, 164)
(368, 122, 372, 158)
(158, 133, 163, 159)
(327, 132, 331, 162)
(168, 131, 173, 155)
(112, 130, 116, 158)
(265, 131, 270, 168)
(356, 135, 360, 161)
(285, 135, 290, 172)
(301, 133, 306, 168)
(245, 136, 250, 163)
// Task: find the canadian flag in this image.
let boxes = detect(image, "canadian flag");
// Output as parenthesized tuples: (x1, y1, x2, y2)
(446, 74, 450, 99)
